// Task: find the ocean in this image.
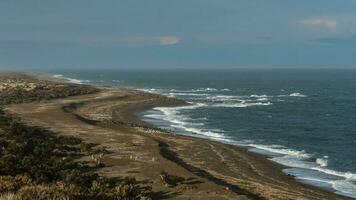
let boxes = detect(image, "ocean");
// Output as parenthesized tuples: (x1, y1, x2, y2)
(46, 69, 356, 198)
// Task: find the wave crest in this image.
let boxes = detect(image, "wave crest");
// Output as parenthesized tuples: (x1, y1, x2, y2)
(52, 74, 90, 84)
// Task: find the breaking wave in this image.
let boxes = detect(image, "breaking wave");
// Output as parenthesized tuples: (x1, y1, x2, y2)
(289, 92, 307, 97)
(139, 86, 356, 199)
(52, 74, 90, 84)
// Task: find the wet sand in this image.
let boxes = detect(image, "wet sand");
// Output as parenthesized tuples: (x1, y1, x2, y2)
(5, 85, 352, 200)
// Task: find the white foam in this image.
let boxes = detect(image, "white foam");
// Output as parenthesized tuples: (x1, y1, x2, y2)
(256, 98, 269, 101)
(297, 177, 356, 199)
(333, 180, 356, 198)
(250, 94, 269, 98)
(169, 92, 209, 97)
(252, 144, 356, 181)
(169, 88, 231, 93)
(111, 80, 122, 83)
(145, 114, 166, 120)
(52, 74, 90, 84)
(257, 146, 356, 198)
(150, 103, 229, 141)
(138, 88, 161, 94)
(173, 88, 224, 92)
(171, 124, 225, 138)
(53, 74, 63, 78)
(140, 87, 353, 198)
(211, 102, 272, 108)
(200, 88, 218, 92)
(272, 156, 317, 169)
(249, 144, 312, 159)
(316, 156, 328, 167)
(67, 78, 90, 84)
(311, 167, 356, 181)
(289, 92, 307, 97)
(207, 95, 238, 100)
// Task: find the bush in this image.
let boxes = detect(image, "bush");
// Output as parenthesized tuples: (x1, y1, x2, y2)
(0, 75, 98, 105)
(0, 175, 33, 193)
(15, 184, 77, 200)
(0, 109, 152, 200)
(0, 193, 16, 200)
(159, 171, 185, 187)
(112, 183, 152, 200)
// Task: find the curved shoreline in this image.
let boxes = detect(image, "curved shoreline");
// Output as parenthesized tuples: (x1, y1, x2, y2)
(5, 78, 353, 199)
(68, 86, 351, 199)
(105, 87, 352, 200)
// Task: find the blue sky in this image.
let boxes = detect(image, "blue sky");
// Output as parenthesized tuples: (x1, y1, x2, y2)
(1, 0, 356, 69)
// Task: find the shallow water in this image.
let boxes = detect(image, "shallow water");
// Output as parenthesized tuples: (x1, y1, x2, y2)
(47, 69, 356, 198)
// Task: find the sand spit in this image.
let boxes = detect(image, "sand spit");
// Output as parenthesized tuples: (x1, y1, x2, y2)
(4, 76, 352, 200)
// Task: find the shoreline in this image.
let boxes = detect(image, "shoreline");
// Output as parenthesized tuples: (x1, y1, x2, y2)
(107, 84, 354, 199)
(104, 87, 351, 199)
(4, 74, 353, 199)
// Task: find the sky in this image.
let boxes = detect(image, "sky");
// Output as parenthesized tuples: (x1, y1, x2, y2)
(0, 0, 356, 70)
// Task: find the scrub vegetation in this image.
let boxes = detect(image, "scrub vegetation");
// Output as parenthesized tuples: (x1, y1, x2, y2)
(0, 73, 98, 105)
(0, 74, 151, 199)
(0, 109, 152, 200)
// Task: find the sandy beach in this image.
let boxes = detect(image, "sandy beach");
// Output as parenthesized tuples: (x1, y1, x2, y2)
(4, 82, 352, 200)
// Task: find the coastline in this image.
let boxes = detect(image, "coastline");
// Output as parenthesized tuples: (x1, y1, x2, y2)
(103, 87, 352, 200)
(4, 75, 353, 200)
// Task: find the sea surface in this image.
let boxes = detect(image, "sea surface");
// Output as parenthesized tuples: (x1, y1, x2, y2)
(46, 69, 356, 198)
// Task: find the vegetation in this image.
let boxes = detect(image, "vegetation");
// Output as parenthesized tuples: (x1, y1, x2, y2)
(159, 171, 185, 187)
(0, 109, 152, 200)
(0, 74, 98, 105)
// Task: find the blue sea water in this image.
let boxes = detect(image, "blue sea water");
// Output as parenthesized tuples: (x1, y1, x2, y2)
(47, 69, 356, 198)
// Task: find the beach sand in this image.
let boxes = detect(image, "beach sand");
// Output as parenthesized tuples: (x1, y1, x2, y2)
(5, 85, 352, 200)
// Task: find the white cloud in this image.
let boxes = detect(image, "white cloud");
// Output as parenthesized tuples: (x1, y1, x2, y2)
(0, 34, 182, 47)
(114, 36, 180, 46)
(295, 14, 356, 39)
(158, 36, 180, 45)
(299, 18, 338, 30)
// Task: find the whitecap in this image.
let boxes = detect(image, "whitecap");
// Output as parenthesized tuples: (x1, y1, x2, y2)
(250, 94, 269, 98)
(256, 98, 269, 101)
(150, 104, 228, 141)
(168, 92, 209, 97)
(221, 88, 231, 91)
(206, 95, 241, 101)
(311, 167, 356, 181)
(52, 74, 63, 78)
(111, 80, 122, 83)
(171, 125, 225, 139)
(204, 88, 218, 92)
(52, 74, 90, 84)
(316, 156, 328, 167)
(138, 88, 161, 94)
(272, 156, 317, 169)
(189, 88, 219, 92)
(248, 144, 312, 159)
(289, 92, 307, 97)
(211, 102, 272, 108)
